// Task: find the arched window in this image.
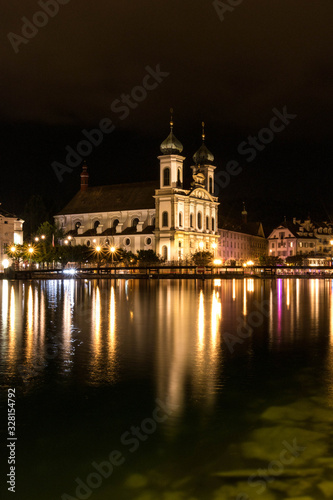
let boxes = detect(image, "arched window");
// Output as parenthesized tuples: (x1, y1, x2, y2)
(206, 216, 209, 230)
(162, 211, 168, 227)
(162, 245, 168, 260)
(197, 212, 202, 230)
(132, 218, 139, 227)
(190, 213, 193, 228)
(177, 168, 181, 186)
(209, 177, 213, 194)
(75, 221, 81, 231)
(94, 220, 100, 231)
(211, 217, 215, 231)
(113, 219, 119, 228)
(163, 168, 170, 186)
(179, 212, 183, 227)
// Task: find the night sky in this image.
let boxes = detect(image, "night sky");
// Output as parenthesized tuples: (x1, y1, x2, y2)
(1, 0, 333, 229)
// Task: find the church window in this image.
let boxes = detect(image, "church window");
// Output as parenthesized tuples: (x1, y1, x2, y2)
(206, 216, 209, 230)
(113, 219, 119, 228)
(86, 240, 91, 247)
(190, 213, 193, 228)
(162, 211, 168, 227)
(146, 237, 152, 245)
(75, 221, 81, 231)
(132, 218, 139, 227)
(163, 168, 170, 186)
(125, 238, 131, 246)
(177, 168, 181, 186)
(209, 177, 213, 194)
(211, 218, 215, 231)
(179, 212, 183, 227)
(94, 220, 100, 230)
(197, 212, 202, 230)
(178, 241, 182, 247)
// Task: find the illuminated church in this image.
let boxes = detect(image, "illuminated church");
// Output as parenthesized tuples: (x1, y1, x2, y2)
(55, 118, 219, 261)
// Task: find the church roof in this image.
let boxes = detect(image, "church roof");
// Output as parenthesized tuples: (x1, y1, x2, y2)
(57, 181, 158, 215)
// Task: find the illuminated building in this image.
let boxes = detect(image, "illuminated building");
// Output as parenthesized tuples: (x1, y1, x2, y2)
(268, 217, 333, 264)
(54, 117, 219, 261)
(217, 205, 267, 264)
(0, 204, 24, 269)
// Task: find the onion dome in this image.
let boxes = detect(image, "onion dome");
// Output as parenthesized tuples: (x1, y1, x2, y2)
(193, 122, 214, 164)
(160, 109, 183, 155)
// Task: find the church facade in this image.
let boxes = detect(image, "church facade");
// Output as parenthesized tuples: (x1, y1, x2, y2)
(55, 120, 219, 261)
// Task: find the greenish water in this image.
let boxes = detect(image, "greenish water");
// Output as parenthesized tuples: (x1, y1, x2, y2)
(1, 278, 333, 500)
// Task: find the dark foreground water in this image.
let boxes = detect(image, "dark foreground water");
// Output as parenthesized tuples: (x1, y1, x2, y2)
(1, 278, 333, 500)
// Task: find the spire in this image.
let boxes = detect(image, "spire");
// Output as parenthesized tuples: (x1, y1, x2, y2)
(193, 121, 214, 165)
(80, 161, 89, 192)
(160, 108, 183, 155)
(241, 202, 247, 224)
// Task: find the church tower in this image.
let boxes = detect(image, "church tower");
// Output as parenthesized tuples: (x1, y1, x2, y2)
(158, 110, 185, 189)
(154, 111, 186, 261)
(191, 122, 216, 195)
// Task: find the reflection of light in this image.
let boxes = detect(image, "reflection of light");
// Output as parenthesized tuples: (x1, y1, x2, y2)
(277, 279, 282, 335)
(2, 280, 8, 334)
(26, 285, 34, 361)
(94, 286, 101, 338)
(10, 286, 15, 334)
(287, 279, 290, 308)
(232, 278, 236, 301)
(214, 279, 221, 287)
(247, 279, 254, 292)
(243, 279, 247, 315)
(110, 286, 115, 337)
(211, 290, 221, 345)
(198, 290, 204, 347)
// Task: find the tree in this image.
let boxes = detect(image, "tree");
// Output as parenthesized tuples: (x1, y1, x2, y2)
(285, 254, 305, 266)
(191, 251, 213, 266)
(258, 255, 283, 266)
(136, 249, 161, 265)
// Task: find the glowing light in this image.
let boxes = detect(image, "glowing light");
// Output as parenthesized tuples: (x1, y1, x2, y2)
(213, 259, 222, 265)
(2, 259, 9, 269)
(232, 278, 236, 300)
(212, 243, 217, 249)
(63, 269, 76, 275)
(96, 246, 101, 252)
(10, 246, 16, 253)
(243, 279, 247, 315)
(110, 246, 116, 253)
(28, 247, 34, 254)
(198, 290, 204, 346)
(199, 241, 204, 250)
(246, 260, 254, 266)
(287, 279, 290, 308)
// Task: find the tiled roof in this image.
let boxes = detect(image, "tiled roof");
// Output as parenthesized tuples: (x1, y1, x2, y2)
(57, 180, 158, 215)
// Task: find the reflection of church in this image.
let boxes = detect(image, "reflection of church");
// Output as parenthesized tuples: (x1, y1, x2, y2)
(55, 118, 219, 261)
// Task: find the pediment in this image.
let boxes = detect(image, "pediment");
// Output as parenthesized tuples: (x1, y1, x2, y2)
(189, 188, 214, 201)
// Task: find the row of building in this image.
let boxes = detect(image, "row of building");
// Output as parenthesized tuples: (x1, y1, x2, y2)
(1, 119, 332, 267)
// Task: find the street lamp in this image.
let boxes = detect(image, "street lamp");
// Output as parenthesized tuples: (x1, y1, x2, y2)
(199, 241, 204, 251)
(95, 245, 101, 269)
(28, 246, 34, 267)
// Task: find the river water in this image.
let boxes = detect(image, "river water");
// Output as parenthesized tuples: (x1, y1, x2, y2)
(1, 278, 333, 500)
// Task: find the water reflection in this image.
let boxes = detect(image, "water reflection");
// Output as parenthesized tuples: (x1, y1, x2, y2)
(1, 278, 333, 400)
